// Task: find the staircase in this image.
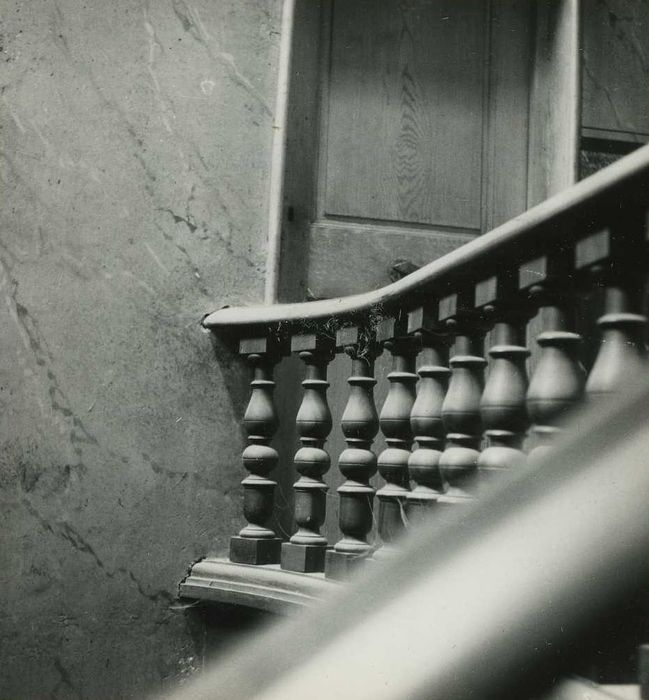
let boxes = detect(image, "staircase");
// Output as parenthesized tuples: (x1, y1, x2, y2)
(178, 144, 649, 698)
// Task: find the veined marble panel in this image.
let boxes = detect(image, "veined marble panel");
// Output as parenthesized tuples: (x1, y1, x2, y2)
(0, 0, 281, 697)
(583, 0, 649, 137)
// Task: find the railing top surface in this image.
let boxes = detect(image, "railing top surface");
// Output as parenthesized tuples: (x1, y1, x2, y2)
(204, 143, 649, 339)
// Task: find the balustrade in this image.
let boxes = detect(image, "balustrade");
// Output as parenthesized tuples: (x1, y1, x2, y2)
(325, 327, 380, 579)
(192, 145, 649, 595)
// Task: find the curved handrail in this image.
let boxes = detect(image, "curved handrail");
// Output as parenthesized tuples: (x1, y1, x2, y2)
(162, 377, 649, 700)
(204, 143, 649, 337)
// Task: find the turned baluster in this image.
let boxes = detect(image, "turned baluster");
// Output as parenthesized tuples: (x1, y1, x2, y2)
(475, 276, 530, 476)
(575, 228, 648, 399)
(230, 337, 284, 565)
(587, 284, 647, 397)
(325, 327, 380, 580)
(438, 292, 487, 502)
(521, 256, 585, 453)
(406, 306, 450, 521)
(375, 317, 418, 553)
(281, 334, 334, 573)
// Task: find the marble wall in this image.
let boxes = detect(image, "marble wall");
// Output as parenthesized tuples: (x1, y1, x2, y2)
(0, 0, 281, 697)
(583, 0, 649, 136)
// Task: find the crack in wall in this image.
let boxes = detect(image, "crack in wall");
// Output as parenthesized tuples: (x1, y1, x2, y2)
(0, 253, 144, 482)
(583, 61, 631, 133)
(158, 207, 197, 234)
(602, 0, 649, 72)
(21, 497, 176, 606)
(9, 273, 101, 459)
(589, 0, 649, 132)
(140, 451, 229, 493)
(157, 207, 258, 276)
(154, 223, 210, 297)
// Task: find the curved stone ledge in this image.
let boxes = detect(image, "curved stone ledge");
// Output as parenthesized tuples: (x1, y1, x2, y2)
(179, 558, 339, 615)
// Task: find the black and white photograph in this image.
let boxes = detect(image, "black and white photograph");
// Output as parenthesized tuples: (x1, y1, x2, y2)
(2, 1, 649, 698)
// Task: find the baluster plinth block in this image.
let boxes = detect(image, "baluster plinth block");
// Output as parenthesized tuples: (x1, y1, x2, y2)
(230, 534, 281, 566)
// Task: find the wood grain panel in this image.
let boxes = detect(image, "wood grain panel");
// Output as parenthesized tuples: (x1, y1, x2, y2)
(323, 0, 486, 229)
(482, 1, 534, 230)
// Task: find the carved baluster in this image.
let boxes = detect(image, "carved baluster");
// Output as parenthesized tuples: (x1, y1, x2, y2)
(230, 337, 284, 565)
(587, 286, 647, 397)
(475, 276, 530, 476)
(281, 334, 334, 573)
(375, 316, 418, 553)
(406, 306, 450, 521)
(575, 228, 648, 399)
(521, 256, 585, 454)
(325, 327, 380, 580)
(438, 292, 487, 502)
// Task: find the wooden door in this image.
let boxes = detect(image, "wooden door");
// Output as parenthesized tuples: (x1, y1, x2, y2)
(279, 0, 539, 301)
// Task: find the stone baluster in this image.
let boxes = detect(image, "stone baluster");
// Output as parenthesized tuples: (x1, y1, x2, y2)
(438, 292, 487, 502)
(475, 275, 530, 476)
(575, 227, 647, 399)
(325, 327, 380, 580)
(230, 336, 284, 565)
(521, 256, 585, 454)
(281, 334, 335, 573)
(406, 306, 450, 521)
(375, 316, 418, 553)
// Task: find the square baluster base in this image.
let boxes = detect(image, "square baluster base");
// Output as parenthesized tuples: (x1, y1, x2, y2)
(281, 542, 327, 573)
(230, 536, 282, 565)
(324, 550, 369, 580)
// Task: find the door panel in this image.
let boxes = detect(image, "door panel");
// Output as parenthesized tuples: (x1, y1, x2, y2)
(324, 0, 485, 230)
